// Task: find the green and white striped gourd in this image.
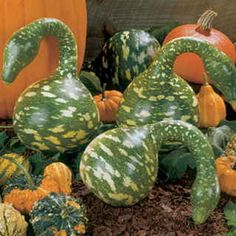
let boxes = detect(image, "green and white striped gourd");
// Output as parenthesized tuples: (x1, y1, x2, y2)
(80, 120, 220, 224)
(2, 18, 100, 153)
(87, 29, 161, 91)
(30, 193, 88, 236)
(117, 37, 236, 127)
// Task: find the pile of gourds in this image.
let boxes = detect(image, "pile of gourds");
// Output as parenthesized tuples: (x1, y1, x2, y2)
(1, 4, 236, 235)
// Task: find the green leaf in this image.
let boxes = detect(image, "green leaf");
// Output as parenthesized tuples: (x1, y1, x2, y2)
(224, 201, 236, 226)
(0, 131, 8, 147)
(159, 145, 196, 182)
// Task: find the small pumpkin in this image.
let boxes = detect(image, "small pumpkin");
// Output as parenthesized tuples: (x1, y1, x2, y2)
(0, 203, 28, 236)
(197, 74, 226, 127)
(44, 162, 72, 195)
(1, 155, 62, 214)
(215, 156, 236, 196)
(30, 193, 88, 235)
(0, 153, 30, 185)
(93, 85, 123, 123)
(163, 10, 236, 84)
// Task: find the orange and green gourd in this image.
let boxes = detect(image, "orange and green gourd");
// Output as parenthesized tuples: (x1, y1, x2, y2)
(80, 120, 220, 224)
(117, 37, 236, 127)
(2, 18, 100, 153)
(30, 193, 88, 236)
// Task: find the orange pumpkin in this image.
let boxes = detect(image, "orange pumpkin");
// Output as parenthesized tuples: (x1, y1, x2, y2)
(163, 10, 236, 84)
(215, 156, 236, 196)
(0, 0, 87, 119)
(197, 74, 226, 128)
(93, 89, 123, 123)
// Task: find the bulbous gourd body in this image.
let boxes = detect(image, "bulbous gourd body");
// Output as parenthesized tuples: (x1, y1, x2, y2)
(117, 37, 236, 127)
(80, 120, 220, 224)
(2, 18, 100, 153)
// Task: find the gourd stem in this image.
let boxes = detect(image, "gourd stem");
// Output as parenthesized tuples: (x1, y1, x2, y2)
(202, 73, 209, 85)
(102, 83, 107, 100)
(197, 9, 217, 32)
(151, 121, 220, 224)
(2, 18, 78, 84)
(0, 155, 34, 186)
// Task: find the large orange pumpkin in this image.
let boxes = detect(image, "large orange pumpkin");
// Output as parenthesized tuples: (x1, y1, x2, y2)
(0, 0, 87, 119)
(163, 10, 236, 84)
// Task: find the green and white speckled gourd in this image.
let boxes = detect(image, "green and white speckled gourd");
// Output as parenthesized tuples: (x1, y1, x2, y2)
(2, 18, 100, 153)
(117, 37, 236, 127)
(80, 120, 220, 224)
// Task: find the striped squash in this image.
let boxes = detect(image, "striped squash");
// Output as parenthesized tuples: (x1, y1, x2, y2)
(0, 153, 30, 185)
(2, 18, 100, 153)
(117, 37, 236, 127)
(80, 120, 220, 224)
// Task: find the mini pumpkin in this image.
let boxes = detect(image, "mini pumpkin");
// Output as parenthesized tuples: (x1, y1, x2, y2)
(197, 74, 226, 127)
(0, 153, 30, 185)
(93, 86, 123, 123)
(1, 155, 62, 214)
(215, 156, 236, 196)
(44, 162, 72, 195)
(30, 193, 88, 235)
(0, 203, 28, 236)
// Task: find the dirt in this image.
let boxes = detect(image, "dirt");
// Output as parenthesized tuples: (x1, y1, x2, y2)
(72, 178, 230, 236)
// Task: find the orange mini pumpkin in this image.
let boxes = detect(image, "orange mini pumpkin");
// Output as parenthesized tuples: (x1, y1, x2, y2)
(215, 156, 236, 196)
(44, 162, 72, 195)
(0, 0, 87, 119)
(197, 74, 226, 128)
(93, 88, 123, 123)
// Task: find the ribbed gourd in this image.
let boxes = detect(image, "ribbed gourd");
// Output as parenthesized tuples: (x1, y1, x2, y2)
(80, 120, 220, 224)
(85, 29, 161, 91)
(117, 37, 236, 127)
(30, 193, 88, 236)
(2, 18, 100, 153)
(0, 153, 30, 185)
(0, 203, 28, 236)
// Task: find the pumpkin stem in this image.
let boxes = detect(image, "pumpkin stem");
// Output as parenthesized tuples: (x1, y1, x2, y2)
(102, 83, 107, 101)
(0, 155, 34, 186)
(202, 73, 210, 85)
(197, 10, 217, 32)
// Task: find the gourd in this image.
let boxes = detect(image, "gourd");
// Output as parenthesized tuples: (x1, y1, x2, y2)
(44, 162, 72, 195)
(2, 18, 100, 153)
(197, 74, 226, 127)
(1, 154, 63, 214)
(163, 10, 236, 84)
(215, 156, 236, 196)
(86, 29, 161, 91)
(225, 134, 236, 156)
(93, 86, 123, 123)
(30, 193, 88, 236)
(117, 37, 236, 127)
(0, 153, 30, 185)
(80, 120, 220, 224)
(0, 203, 28, 236)
(0, 0, 87, 119)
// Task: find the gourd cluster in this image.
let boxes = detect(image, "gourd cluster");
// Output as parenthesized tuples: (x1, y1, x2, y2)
(0, 9, 236, 235)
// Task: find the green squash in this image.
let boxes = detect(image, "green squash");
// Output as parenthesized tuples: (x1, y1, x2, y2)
(86, 29, 161, 91)
(30, 193, 88, 236)
(2, 18, 100, 153)
(117, 37, 236, 127)
(80, 120, 220, 224)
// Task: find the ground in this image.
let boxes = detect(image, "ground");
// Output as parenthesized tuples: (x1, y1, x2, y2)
(72, 177, 230, 236)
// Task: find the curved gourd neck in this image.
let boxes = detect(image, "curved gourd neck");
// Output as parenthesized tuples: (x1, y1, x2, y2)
(154, 37, 236, 105)
(3, 18, 77, 84)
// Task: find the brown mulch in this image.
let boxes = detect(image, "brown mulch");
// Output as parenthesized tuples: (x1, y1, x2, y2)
(72, 178, 230, 236)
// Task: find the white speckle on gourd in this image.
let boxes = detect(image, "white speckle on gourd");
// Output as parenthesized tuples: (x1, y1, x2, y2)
(24, 91, 37, 97)
(41, 92, 56, 98)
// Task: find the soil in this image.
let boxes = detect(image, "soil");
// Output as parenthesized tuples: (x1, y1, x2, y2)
(72, 178, 231, 236)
